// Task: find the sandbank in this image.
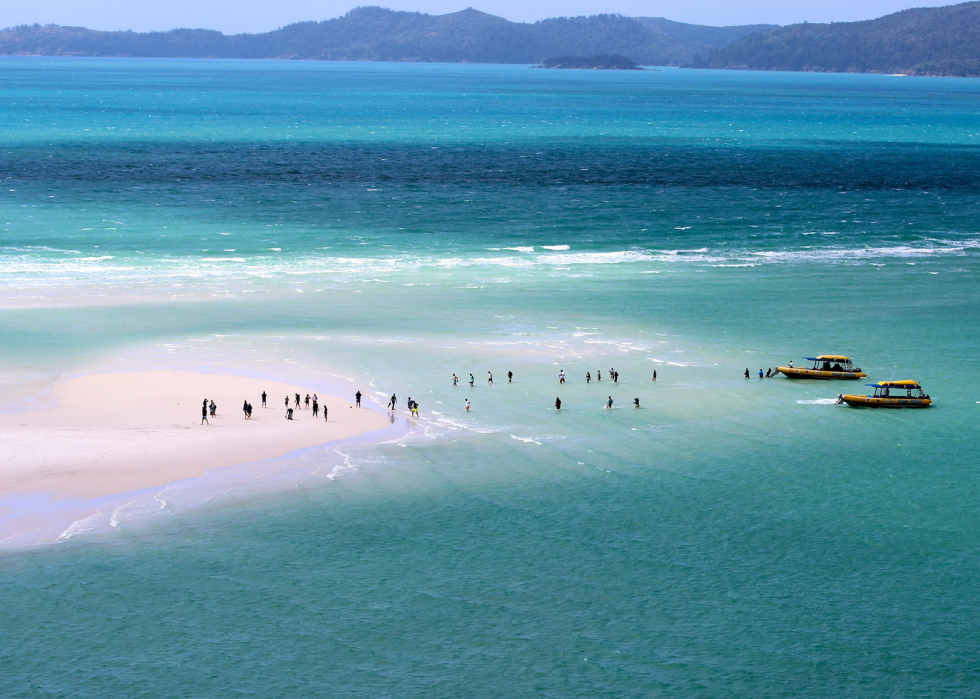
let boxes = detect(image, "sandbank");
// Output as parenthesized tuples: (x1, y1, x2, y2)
(0, 370, 388, 500)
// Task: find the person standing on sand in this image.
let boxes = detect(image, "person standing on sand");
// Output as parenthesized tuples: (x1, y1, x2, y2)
(285, 396, 289, 409)
(201, 405, 209, 425)
(305, 394, 310, 409)
(247, 402, 252, 419)
(295, 393, 300, 409)
(243, 400, 249, 419)
(210, 400, 217, 417)
(355, 390, 362, 407)
(465, 399, 470, 412)
(312, 399, 318, 417)
(555, 397, 561, 410)
(324, 406, 328, 422)
(508, 371, 513, 382)
(261, 391, 267, 408)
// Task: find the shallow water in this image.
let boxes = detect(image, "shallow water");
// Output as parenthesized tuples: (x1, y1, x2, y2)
(1, 58, 979, 696)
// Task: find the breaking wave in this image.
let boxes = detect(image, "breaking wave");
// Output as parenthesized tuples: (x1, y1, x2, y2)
(1, 239, 976, 297)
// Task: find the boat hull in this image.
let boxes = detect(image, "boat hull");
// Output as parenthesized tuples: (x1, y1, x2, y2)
(777, 367, 866, 380)
(840, 395, 932, 408)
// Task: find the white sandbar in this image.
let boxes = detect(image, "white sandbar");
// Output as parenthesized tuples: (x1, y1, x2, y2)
(0, 370, 386, 500)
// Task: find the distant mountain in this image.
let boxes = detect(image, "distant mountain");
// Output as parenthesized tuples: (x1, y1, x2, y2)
(0, 7, 776, 65)
(633, 17, 776, 49)
(688, 1, 980, 76)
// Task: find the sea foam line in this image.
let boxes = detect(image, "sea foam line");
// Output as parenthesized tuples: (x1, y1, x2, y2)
(1, 240, 976, 291)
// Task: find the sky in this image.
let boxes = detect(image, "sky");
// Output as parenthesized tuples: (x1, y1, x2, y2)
(0, 0, 953, 34)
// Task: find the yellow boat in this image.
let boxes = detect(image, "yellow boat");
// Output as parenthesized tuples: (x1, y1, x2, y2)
(777, 355, 866, 380)
(838, 380, 932, 408)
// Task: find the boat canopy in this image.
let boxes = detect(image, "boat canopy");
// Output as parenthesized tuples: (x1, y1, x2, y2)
(870, 380, 920, 387)
(802, 355, 851, 362)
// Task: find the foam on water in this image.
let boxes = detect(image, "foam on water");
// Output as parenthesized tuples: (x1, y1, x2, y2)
(3, 241, 977, 304)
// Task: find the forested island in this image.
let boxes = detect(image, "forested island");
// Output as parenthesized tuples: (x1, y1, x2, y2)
(0, 7, 772, 65)
(688, 1, 980, 77)
(537, 54, 641, 69)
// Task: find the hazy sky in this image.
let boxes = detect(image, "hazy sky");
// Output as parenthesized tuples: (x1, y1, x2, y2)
(0, 0, 952, 34)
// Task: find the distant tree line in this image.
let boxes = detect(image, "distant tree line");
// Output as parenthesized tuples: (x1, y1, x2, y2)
(539, 54, 640, 69)
(0, 7, 774, 66)
(688, 1, 980, 77)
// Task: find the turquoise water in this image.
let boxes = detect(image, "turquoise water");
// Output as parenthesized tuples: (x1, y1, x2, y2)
(2, 58, 980, 696)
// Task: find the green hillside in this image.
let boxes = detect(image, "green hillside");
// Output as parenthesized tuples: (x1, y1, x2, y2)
(0, 7, 774, 65)
(688, 1, 980, 76)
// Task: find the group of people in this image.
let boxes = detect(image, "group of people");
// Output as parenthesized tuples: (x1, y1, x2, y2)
(581, 368, 658, 383)
(222, 364, 662, 427)
(553, 395, 640, 410)
(284, 392, 327, 420)
(201, 398, 216, 424)
(745, 368, 779, 379)
(584, 368, 620, 383)
(454, 371, 514, 387)
(447, 367, 658, 414)
(385, 393, 419, 416)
